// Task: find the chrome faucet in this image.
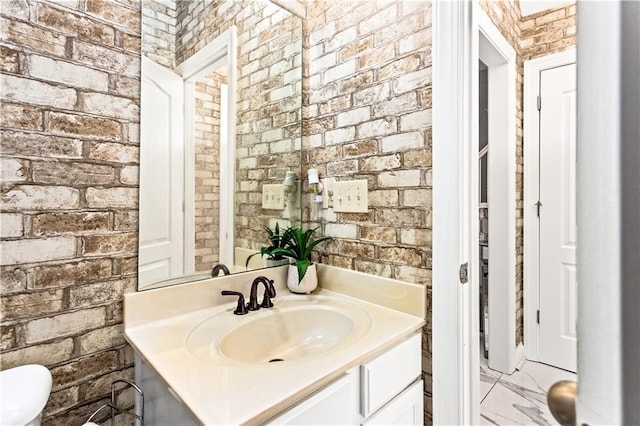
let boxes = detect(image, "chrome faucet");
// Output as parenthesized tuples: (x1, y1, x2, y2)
(247, 276, 276, 311)
(211, 263, 230, 277)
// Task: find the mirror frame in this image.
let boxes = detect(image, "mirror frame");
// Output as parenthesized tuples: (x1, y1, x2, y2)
(174, 26, 238, 269)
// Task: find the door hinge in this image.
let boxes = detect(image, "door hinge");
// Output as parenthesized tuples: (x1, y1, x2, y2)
(536, 200, 542, 217)
(459, 262, 468, 284)
(537, 310, 540, 324)
(537, 95, 542, 110)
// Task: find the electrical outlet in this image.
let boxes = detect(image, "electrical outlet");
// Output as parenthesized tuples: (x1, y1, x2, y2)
(332, 180, 368, 213)
(262, 184, 285, 210)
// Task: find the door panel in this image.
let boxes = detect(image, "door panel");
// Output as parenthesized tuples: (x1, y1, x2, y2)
(539, 63, 577, 372)
(139, 58, 184, 289)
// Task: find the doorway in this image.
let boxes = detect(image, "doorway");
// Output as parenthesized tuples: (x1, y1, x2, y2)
(524, 49, 577, 373)
(433, 2, 637, 424)
(477, 8, 520, 376)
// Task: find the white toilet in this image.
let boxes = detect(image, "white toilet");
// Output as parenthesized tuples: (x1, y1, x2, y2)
(0, 364, 52, 426)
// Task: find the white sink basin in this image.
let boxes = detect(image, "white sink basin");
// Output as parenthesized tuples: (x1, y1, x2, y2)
(186, 295, 371, 364)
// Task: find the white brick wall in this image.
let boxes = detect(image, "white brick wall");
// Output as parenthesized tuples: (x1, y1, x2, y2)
(28, 55, 110, 91)
(1, 74, 77, 109)
(1, 236, 77, 265)
(86, 187, 138, 208)
(0, 3, 140, 422)
(0, 213, 24, 238)
(303, 3, 433, 422)
(2, 185, 80, 210)
(25, 307, 106, 344)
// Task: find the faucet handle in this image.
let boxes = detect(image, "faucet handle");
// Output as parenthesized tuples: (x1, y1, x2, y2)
(260, 279, 276, 308)
(221, 290, 248, 315)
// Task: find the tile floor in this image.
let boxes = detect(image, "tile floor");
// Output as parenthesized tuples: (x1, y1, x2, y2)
(480, 357, 577, 425)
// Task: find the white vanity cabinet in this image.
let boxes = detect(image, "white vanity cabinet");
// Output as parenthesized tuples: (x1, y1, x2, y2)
(135, 355, 198, 426)
(268, 332, 423, 426)
(126, 279, 426, 425)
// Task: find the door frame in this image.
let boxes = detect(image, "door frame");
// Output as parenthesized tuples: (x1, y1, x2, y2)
(477, 8, 521, 375)
(433, 2, 519, 422)
(523, 48, 576, 363)
(434, 1, 637, 424)
(175, 26, 237, 270)
(432, 1, 479, 423)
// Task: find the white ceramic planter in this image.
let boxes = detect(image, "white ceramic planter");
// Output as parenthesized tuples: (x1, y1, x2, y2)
(287, 263, 318, 294)
(266, 258, 290, 267)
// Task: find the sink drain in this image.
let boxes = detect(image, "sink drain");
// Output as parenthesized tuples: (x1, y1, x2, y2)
(268, 358, 284, 363)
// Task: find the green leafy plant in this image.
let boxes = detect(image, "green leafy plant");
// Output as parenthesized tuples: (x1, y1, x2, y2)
(270, 226, 332, 282)
(245, 222, 291, 268)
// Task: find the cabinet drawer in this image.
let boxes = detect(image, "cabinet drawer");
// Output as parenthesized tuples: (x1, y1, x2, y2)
(268, 369, 359, 425)
(360, 333, 422, 417)
(363, 379, 424, 426)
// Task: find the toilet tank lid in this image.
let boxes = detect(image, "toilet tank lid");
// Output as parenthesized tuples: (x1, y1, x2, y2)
(0, 365, 52, 424)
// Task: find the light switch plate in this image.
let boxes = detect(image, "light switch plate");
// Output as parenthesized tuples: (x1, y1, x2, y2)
(262, 184, 285, 210)
(332, 180, 368, 213)
(320, 177, 335, 209)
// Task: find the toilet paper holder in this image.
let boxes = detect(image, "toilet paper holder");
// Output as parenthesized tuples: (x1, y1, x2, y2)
(85, 379, 144, 426)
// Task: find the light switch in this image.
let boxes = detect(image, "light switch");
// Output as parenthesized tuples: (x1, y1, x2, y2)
(262, 184, 285, 210)
(332, 180, 368, 213)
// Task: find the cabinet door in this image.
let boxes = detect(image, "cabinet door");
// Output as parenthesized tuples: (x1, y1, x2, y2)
(363, 380, 424, 426)
(361, 333, 422, 417)
(268, 370, 360, 425)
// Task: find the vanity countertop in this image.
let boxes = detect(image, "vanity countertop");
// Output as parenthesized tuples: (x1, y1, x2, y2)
(125, 280, 425, 425)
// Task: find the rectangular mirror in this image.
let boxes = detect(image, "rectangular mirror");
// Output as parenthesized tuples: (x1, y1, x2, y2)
(139, 0, 303, 290)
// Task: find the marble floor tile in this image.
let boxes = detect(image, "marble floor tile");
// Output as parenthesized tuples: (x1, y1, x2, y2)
(480, 378, 553, 426)
(499, 361, 577, 394)
(479, 355, 502, 401)
(480, 360, 577, 425)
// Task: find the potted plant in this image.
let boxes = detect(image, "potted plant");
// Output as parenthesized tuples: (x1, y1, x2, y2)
(245, 222, 291, 268)
(270, 226, 332, 294)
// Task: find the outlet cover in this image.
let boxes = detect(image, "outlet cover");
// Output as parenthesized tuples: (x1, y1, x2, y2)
(262, 184, 285, 210)
(333, 180, 368, 213)
(321, 177, 335, 209)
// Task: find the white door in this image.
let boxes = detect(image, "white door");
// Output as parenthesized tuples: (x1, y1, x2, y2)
(434, 3, 632, 424)
(538, 63, 577, 372)
(139, 58, 184, 289)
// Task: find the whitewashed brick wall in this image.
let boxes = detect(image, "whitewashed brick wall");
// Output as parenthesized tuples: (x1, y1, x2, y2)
(302, 1, 433, 422)
(141, 0, 176, 68)
(174, 0, 303, 251)
(521, 2, 576, 60)
(0, 0, 141, 424)
(194, 72, 225, 272)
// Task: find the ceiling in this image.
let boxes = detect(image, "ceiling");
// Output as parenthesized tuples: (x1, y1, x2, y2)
(520, 0, 570, 16)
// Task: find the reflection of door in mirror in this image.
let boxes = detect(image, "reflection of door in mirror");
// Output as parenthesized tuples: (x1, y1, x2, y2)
(139, 26, 237, 291)
(139, 59, 184, 289)
(139, 0, 303, 291)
